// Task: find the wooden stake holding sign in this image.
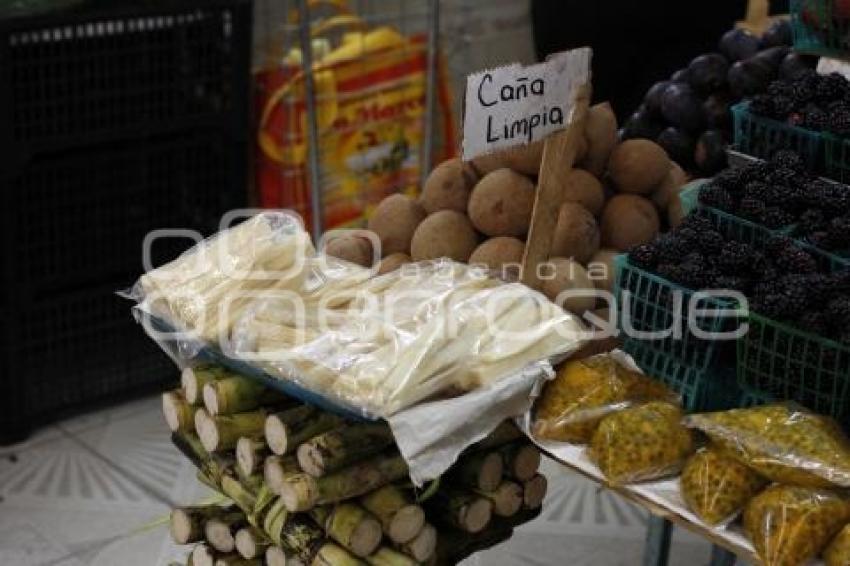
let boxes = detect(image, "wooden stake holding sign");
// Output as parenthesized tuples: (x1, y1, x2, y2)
(461, 48, 592, 291)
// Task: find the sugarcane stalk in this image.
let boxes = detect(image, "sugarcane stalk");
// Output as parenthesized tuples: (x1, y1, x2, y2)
(297, 424, 394, 478)
(475, 481, 523, 518)
(213, 555, 261, 566)
(262, 497, 289, 547)
(265, 546, 288, 566)
(311, 542, 366, 566)
(265, 407, 343, 456)
(433, 523, 513, 566)
(426, 489, 492, 534)
(265, 455, 303, 495)
(235, 526, 270, 560)
(163, 390, 196, 433)
(364, 547, 418, 566)
(197, 409, 267, 453)
(280, 453, 410, 512)
(359, 485, 425, 545)
(237, 437, 270, 479)
(475, 421, 522, 450)
(276, 514, 327, 563)
(205, 510, 248, 553)
(396, 523, 436, 563)
(220, 475, 257, 517)
(522, 474, 547, 510)
(192, 544, 217, 566)
(172, 432, 233, 485)
(310, 503, 383, 558)
(450, 451, 503, 492)
(204, 376, 285, 416)
(183, 365, 231, 405)
(499, 442, 541, 482)
(171, 506, 236, 545)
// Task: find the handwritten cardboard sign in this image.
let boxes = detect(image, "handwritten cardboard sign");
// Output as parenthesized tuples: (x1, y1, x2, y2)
(462, 48, 591, 161)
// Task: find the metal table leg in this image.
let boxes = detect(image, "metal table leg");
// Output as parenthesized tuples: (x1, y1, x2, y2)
(642, 516, 673, 566)
(708, 545, 737, 566)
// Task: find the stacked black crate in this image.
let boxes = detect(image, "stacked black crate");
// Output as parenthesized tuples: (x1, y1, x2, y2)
(0, 0, 252, 443)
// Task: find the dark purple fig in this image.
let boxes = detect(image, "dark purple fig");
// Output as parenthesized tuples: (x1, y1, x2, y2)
(657, 126, 695, 168)
(644, 80, 672, 116)
(719, 28, 760, 62)
(760, 19, 792, 48)
(661, 82, 705, 132)
(779, 52, 817, 81)
(688, 53, 730, 94)
(695, 130, 728, 175)
(703, 92, 732, 130)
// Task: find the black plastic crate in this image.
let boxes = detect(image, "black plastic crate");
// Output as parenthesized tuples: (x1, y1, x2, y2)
(0, 0, 251, 158)
(0, 283, 175, 443)
(3, 130, 246, 298)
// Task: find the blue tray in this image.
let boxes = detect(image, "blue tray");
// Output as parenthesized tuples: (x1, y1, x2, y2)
(147, 315, 375, 422)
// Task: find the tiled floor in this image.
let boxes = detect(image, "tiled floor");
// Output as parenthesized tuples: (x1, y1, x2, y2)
(0, 395, 716, 565)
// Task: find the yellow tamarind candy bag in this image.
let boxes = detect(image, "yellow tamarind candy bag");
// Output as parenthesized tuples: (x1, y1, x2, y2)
(743, 485, 850, 566)
(534, 354, 678, 444)
(825, 524, 850, 566)
(589, 401, 694, 485)
(679, 446, 767, 525)
(684, 404, 850, 488)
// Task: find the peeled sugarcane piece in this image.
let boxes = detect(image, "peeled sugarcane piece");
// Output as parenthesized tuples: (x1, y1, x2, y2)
(192, 544, 217, 566)
(396, 523, 436, 563)
(427, 489, 493, 534)
(204, 376, 285, 416)
(475, 421, 522, 450)
(451, 451, 503, 492)
(205, 510, 248, 553)
(265, 546, 287, 566)
(499, 442, 541, 482)
(297, 424, 394, 478)
(171, 505, 236, 545)
(476, 481, 523, 518)
(310, 503, 383, 558)
(214, 556, 260, 566)
(163, 391, 196, 433)
(266, 407, 342, 456)
(235, 527, 270, 560)
(311, 542, 365, 566)
(265, 455, 303, 496)
(237, 437, 270, 478)
(359, 485, 425, 545)
(522, 474, 547, 510)
(197, 409, 267, 453)
(280, 453, 410, 512)
(183, 365, 231, 405)
(364, 547, 418, 566)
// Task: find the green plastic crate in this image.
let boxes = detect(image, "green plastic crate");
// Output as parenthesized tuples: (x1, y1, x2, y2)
(791, 0, 850, 59)
(732, 101, 824, 172)
(738, 312, 850, 424)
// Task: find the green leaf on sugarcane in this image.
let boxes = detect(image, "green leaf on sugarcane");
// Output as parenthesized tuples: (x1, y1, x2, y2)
(414, 478, 441, 503)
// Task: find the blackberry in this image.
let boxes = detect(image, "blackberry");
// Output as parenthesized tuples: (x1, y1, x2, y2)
(712, 169, 748, 191)
(768, 80, 795, 98)
(716, 241, 754, 274)
(656, 263, 683, 285)
(713, 275, 752, 293)
(749, 94, 774, 117)
(629, 243, 658, 269)
(761, 207, 796, 229)
(751, 293, 788, 320)
(779, 284, 812, 318)
(805, 231, 832, 249)
(654, 234, 691, 263)
(790, 72, 819, 106)
(767, 183, 805, 213)
(819, 184, 850, 214)
(698, 184, 736, 212)
(766, 235, 796, 255)
(701, 230, 725, 256)
(780, 273, 834, 307)
(770, 150, 805, 173)
(827, 216, 850, 247)
(679, 212, 715, 234)
(830, 108, 850, 136)
(816, 72, 849, 102)
(744, 181, 771, 201)
(795, 311, 830, 336)
(738, 196, 766, 220)
(797, 208, 827, 235)
(802, 104, 828, 131)
(827, 296, 850, 325)
(776, 245, 818, 273)
(771, 95, 795, 119)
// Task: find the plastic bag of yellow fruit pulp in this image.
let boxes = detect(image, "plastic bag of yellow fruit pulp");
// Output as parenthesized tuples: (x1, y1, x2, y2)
(589, 401, 694, 485)
(743, 485, 850, 566)
(679, 446, 767, 526)
(533, 353, 680, 444)
(825, 524, 850, 566)
(684, 404, 850, 488)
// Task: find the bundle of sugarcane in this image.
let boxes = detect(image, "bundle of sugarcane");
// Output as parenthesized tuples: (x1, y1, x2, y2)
(163, 365, 548, 565)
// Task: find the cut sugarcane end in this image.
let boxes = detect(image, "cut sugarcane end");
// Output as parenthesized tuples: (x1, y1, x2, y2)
(461, 498, 492, 534)
(170, 508, 199, 545)
(295, 443, 324, 478)
(512, 445, 542, 482)
(234, 528, 266, 560)
(405, 523, 436, 562)
(523, 474, 547, 509)
(388, 504, 425, 545)
(182, 367, 198, 404)
(192, 545, 216, 566)
(162, 392, 191, 433)
(264, 457, 289, 496)
(236, 437, 260, 478)
(478, 452, 504, 492)
(350, 515, 383, 558)
(205, 519, 237, 553)
(264, 415, 288, 455)
(203, 383, 221, 416)
(280, 475, 318, 512)
(265, 546, 287, 566)
(491, 482, 523, 517)
(198, 417, 221, 454)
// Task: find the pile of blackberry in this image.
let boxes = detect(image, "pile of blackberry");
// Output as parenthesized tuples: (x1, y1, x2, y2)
(698, 150, 850, 252)
(750, 70, 850, 136)
(628, 216, 850, 343)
